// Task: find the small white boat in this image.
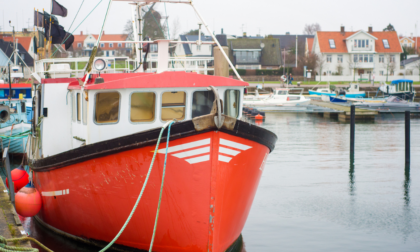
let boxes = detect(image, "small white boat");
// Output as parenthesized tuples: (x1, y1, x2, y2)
(309, 83, 366, 98)
(244, 88, 310, 107)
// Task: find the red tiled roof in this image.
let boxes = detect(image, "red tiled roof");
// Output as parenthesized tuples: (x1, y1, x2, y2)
(3, 36, 32, 53)
(72, 34, 128, 51)
(316, 30, 402, 53)
(307, 38, 314, 53)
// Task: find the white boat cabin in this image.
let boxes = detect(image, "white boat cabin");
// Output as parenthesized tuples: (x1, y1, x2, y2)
(38, 72, 246, 158)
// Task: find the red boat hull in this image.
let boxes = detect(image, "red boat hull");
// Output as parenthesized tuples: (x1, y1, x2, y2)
(33, 131, 269, 251)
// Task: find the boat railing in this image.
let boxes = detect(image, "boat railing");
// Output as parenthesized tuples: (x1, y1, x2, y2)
(288, 88, 304, 95)
(35, 56, 215, 78)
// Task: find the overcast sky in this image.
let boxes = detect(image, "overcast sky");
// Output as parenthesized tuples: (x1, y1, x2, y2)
(0, 0, 419, 39)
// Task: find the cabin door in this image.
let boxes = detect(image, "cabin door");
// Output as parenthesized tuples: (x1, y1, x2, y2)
(358, 69, 364, 75)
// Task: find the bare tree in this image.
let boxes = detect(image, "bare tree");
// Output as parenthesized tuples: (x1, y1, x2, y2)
(383, 54, 396, 82)
(170, 17, 181, 40)
(124, 19, 134, 41)
(336, 64, 343, 75)
(415, 61, 420, 80)
(317, 53, 325, 81)
(303, 23, 321, 35)
(348, 56, 359, 81)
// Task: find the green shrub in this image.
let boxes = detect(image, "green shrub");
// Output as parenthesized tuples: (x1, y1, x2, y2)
(229, 69, 246, 76)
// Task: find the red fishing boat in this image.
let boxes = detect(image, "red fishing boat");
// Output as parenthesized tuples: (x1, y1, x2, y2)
(27, 1, 277, 251)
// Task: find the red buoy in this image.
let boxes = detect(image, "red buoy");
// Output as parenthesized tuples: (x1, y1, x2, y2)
(5, 165, 29, 193)
(15, 182, 42, 217)
(255, 114, 264, 120)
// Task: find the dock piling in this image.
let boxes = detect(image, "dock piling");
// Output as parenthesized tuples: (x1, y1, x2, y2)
(2, 147, 15, 206)
(405, 111, 410, 166)
(350, 105, 355, 160)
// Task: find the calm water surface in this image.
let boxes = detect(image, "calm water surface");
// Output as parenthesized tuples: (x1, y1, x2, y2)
(3, 113, 420, 251)
(242, 113, 420, 252)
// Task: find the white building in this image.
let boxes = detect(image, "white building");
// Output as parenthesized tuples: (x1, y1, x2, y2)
(311, 26, 403, 81)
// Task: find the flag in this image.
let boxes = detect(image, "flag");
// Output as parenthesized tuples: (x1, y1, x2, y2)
(63, 33, 74, 50)
(51, 0, 68, 17)
(43, 12, 59, 26)
(33, 11, 43, 27)
(46, 24, 67, 44)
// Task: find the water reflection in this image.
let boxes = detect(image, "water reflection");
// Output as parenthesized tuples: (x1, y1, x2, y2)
(349, 157, 355, 196)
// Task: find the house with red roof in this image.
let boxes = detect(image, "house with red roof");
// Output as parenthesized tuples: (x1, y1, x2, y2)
(70, 31, 132, 58)
(399, 36, 420, 54)
(311, 26, 403, 81)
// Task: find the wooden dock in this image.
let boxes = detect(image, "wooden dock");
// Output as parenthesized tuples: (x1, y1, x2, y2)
(0, 178, 33, 249)
(310, 100, 378, 122)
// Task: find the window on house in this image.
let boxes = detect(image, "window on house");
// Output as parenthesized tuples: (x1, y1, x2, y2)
(364, 54, 368, 63)
(354, 54, 358, 62)
(379, 55, 384, 63)
(354, 40, 357, 47)
(100, 43, 104, 48)
(379, 70, 384, 76)
(326, 55, 332, 63)
(328, 39, 336, 49)
(359, 55, 363, 62)
(161, 92, 186, 121)
(390, 70, 394, 76)
(358, 40, 361, 47)
(192, 91, 215, 118)
(337, 55, 343, 63)
(77, 93, 81, 122)
(197, 45, 201, 51)
(369, 54, 373, 62)
(118, 43, 122, 48)
(77, 43, 82, 48)
(366, 40, 369, 47)
(95, 92, 120, 124)
(409, 44, 412, 48)
(224, 90, 240, 118)
(130, 92, 155, 122)
(390, 55, 395, 63)
(109, 43, 113, 48)
(150, 44, 158, 52)
(383, 39, 390, 49)
(362, 40, 365, 48)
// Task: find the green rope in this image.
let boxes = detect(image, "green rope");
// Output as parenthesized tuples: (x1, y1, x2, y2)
(99, 120, 175, 252)
(149, 120, 175, 252)
(51, 0, 103, 58)
(0, 235, 54, 252)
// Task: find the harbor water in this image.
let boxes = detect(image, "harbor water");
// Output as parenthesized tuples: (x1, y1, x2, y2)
(2, 112, 420, 251)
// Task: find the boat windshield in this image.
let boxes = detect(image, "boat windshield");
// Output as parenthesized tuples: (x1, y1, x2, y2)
(277, 91, 288, 95)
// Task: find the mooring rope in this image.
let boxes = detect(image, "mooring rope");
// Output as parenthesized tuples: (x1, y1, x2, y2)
(99, 120, 175, 252)
(149, 120, 175, 252)
(0, 235, 53, 252)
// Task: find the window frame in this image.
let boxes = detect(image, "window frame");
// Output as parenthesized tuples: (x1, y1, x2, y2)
(93, 91, 122, 125)
(118, 43, 122, 48)
(100, 43, 104, 48)
(129, 91, 157, 124)
(77, 92, 81, 123)
(326, 55, 332, 63)
(160, 90, 187, 122)
(337, 55, 343, 63)
(328, 39, 336, 49)
(109, 43, 113, 48)
(191, 89, 216, 119)
(77, 43, 82, 48)
(82, 92, 87, 125)
(383, 39, 390, 49)
(224, 89, 241, 119)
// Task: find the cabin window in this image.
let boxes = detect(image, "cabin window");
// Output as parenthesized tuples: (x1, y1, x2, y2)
(0, 90, 4, 98)
(95, 92, 120, 124)
(161, 92, 186, 121)
(192, 91, 215, 118)
(130, 92, 156, 122)
(82, 93, 87, 125)
(72, 93, 76, 122)
(224, 90, 240, 118)
(77, 93, 81, 122)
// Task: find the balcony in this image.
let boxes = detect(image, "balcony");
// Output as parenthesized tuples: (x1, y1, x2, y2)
(351, 45, 373, 51)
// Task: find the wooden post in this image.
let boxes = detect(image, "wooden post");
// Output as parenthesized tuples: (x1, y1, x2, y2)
(350, 105, 355, 160)
(3, 147, 15, 206)
(405, 111, 410, 166)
